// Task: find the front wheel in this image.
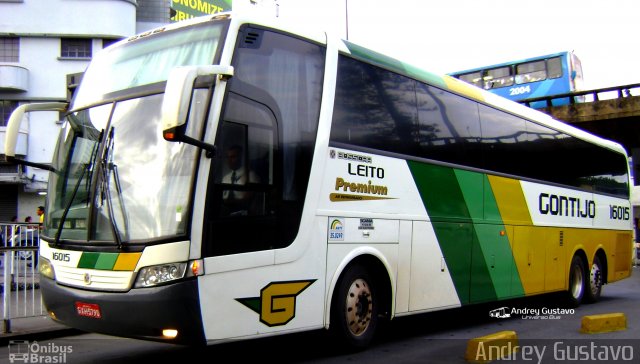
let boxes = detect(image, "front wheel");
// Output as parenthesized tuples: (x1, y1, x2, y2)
(566, 255, 586, 307)
(584, 256, 603, 303)
(330, 264, 379, 350)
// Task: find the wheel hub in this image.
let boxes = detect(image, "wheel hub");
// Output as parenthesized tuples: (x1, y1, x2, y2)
(345, 278, 373, 336)
(590, 264, 602, 294)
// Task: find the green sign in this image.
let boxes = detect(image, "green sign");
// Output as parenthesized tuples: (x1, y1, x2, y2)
(171, 0, 232, 22)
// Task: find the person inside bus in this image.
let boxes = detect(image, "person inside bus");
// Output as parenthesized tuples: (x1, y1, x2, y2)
(221, 144, 259, 216)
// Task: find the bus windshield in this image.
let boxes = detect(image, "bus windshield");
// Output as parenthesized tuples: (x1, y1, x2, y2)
(47, 92, 205, 244)
(73, 20, 227, 109)
(45, 21, 226, 244)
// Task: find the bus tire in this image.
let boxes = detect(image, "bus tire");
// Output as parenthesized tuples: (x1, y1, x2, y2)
(566, 255, 586, 307)
(584, 255, 603, 303)
(330, 264, 379, 350)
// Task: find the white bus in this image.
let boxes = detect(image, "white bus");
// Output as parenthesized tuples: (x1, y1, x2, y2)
(4, 11, 633, 348)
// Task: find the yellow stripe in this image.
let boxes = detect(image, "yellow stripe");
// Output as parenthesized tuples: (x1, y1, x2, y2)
(113, 252, 142, 271)
(487, 175, 532, 226)
(443, 76, 485, 102)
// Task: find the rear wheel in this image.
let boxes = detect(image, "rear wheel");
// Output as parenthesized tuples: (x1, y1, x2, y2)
(330, 264, 379, 350)
(584, 256, 603, 303)
(566, 255, 586, 307)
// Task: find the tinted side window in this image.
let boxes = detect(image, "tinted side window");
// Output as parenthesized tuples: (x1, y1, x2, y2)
(417, 83, 481, 168)
(522, 120, 569, 184)
(478, 105, 528, 176)
(584, 147, 629, 197)
(331, 56, 419, 155)
(524, 120, 629, 197)
(559, 134, 629, 197)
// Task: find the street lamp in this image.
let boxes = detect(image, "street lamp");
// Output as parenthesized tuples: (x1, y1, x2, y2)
(345, 0, 349, 40)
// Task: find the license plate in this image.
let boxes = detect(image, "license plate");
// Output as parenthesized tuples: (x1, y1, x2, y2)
(75, 302, 102, 319)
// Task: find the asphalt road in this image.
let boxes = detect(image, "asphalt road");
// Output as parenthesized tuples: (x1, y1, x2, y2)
(0, 266, 638, 364)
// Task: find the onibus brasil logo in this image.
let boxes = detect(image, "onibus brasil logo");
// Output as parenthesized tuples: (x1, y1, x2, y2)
(236, 280, 315, 327)
(8, 340, 72, 363)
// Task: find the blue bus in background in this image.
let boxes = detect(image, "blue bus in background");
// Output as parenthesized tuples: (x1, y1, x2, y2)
(448, 51, 583, 108)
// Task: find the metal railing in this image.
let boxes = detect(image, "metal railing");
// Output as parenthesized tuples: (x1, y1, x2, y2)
(519, 82, 640, 108)
(1, 223, 44, 333)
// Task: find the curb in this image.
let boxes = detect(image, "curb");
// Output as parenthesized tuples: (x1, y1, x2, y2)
(580, 313, 627, 334)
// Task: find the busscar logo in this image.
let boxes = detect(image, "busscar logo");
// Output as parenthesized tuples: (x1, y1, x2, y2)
(236, 280, 315, 327)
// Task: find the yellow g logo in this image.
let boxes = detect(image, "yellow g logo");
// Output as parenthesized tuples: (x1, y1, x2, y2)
(237, 280, 315, 327)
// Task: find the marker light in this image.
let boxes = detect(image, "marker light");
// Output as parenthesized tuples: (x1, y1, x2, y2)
(189, 259, 204, 277)
(163, 129, 176, 141)
(162, 329, 178, 339)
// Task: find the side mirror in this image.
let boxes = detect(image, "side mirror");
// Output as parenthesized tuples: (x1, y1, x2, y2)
(161, 65, 233, 156)
(4, 102, 68, 171)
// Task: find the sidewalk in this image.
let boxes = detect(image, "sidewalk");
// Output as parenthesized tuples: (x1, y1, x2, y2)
(0, 316, 82, 346)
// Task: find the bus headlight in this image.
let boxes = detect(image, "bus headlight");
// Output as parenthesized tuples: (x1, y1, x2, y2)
(39, 257, 55, 280)
(134, 263, 187, 288)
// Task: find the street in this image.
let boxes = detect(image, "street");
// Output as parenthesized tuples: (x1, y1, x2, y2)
(0, 265, 638, 363)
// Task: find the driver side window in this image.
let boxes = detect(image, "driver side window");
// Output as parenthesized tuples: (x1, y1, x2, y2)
(202, 26, 324, 257)
(215, 94, 275, 218)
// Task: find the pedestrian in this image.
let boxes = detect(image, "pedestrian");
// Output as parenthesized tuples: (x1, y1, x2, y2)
(37, 206, 45, 226)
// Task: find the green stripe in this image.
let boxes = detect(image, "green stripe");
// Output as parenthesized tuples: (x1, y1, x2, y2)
(454, 169, 483, 221)
(408, 161, 525, 304)
(77, 252, 100, 269)
(95, 253, 118, 270)
(344, 41, 447, 89)
(77, 252, 119, 270)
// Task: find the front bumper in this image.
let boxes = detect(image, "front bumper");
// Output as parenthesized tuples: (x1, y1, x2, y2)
(41, 277, 205, 345)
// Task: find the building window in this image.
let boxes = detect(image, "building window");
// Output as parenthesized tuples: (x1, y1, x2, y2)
(1, 100, 18, 127)
(137, 0, 171, 23)
(0, 37, 19, 62)
(61, 38, 92, 59)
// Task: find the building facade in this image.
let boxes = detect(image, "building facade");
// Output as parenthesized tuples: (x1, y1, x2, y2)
(0, 0, 172, 222)
(0, 0, 274, 222)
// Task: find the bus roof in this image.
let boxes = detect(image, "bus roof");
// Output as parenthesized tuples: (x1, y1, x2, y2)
(120, 13, 624, 156)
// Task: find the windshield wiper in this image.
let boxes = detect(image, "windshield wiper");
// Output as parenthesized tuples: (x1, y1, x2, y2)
(100, 126, 128, 249)
(54, 130, 103, 244)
